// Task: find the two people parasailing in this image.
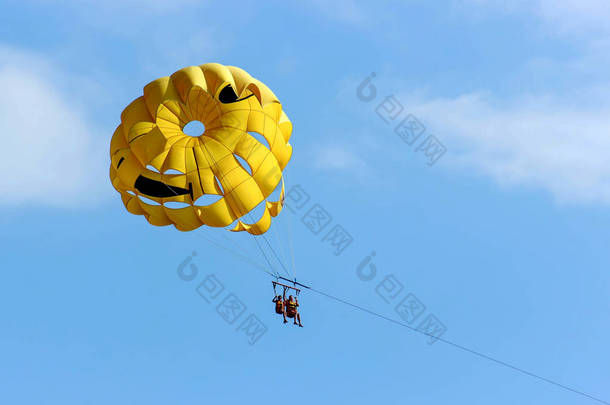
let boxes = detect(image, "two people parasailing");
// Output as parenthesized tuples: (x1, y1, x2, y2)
(272, 281, 303, 327)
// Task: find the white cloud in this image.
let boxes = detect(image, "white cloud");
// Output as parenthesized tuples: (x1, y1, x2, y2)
(407, 92, 610, 204)
(318, 2, 610, 205)
(0, 46, 108, 207)
(317, 1, 608, 204)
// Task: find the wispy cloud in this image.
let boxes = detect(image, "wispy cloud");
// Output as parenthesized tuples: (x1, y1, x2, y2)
(0, 46, 109, 207)
(411, 0, 610, 204)
(406, 92, 610, 204)
(314, 1, 610, 204)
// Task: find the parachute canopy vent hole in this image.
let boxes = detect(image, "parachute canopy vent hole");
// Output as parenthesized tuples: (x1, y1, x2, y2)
(183, 120, 205, 137)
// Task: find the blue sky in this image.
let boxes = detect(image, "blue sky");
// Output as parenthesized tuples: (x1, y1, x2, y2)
(1, 1, 609, 404)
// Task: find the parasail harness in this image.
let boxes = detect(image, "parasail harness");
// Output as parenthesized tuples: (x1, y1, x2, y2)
(272, 276, 310, 298)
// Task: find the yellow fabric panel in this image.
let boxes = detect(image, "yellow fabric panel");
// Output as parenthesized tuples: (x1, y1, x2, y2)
(191, 143, 212, 170)
(143, 77, 180, 120)
(246, 111, 267, 135)
(265, 124, 291, 169)
(122, 192, 146, 215)
(128, 122, 156, 144)
(262, 100, 282, 122)
(130, 126, 167, 168)
(157, 191, 191, 205)
(198, 135, 228, 162)
(159, 173, 189, 190)
(279, 111, 293, 143)
(121, 98, 152, 141)
(184, 146, 198, 174)
(187, 170, 217, 201)
(204, 126, 244, 152)
(109, 166, 122, 192)
(137, 200, 172, 226)
(267, 200, 282, 218)
(160, 145, 188, 173)
(267, 182, 285, 217)
(253, 154, 282, 197)
(189, 147, 222, 196)
(186, 87, 220, 126)
(168, 99, 189, 121)
(256, 82, 279, 106)
(212, 154, 246, 189)
(114, 149, 143, 188)
(226, 65, 279, 106)
(110, 125, 128, 155)
(164, 206, 202, 231)
(220, 166, 252, 195)
(233, 132, 271, 174)
(156, 104, 186, 133)
(202, 63, 235, 97)
(220, 108, 250, 132)
(149, 148, 171, 171)
(109, 63, 292, 235)
(229, 178, 284, 236)
(201, 169, 223, 195)
(225, 66, 253, 95)
(224, 178, 264, 217)
(195, 198, 235, 227)
(231, 205, 272, 235)
(170, 66, 207, 103)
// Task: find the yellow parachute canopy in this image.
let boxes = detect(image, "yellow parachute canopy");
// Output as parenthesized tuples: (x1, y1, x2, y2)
(109, 63, 293, 235)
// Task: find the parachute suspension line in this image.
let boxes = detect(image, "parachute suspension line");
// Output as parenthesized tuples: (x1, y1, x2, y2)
(249, 97, 296, 281)
(258, 233, 294, 280)
(218, 231, 262, 264)
(250, 235, 279, 276)
(150, 173, 275, 278)
(283, 172, 297, 277)
(268, 211, 289, 276)
(278, 203, 291, 267)
(191, 229, 271, 275)
(152, 176, 275, 278)
(264, 193, 296, 281)
(269, 171, 294, 278)
(156, 187, 271, 274)
(144, 161, 269, 274)
(197, 226, 266, 268)
(196, 128, 289, 279)
(288, 214, 296, 276)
